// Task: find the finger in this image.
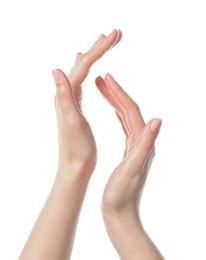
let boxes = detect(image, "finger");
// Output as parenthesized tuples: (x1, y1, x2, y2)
(104, 73, 145, 135)
(87, 29, 121, 62)
(91, 34, 106, 48)
(76, 52, 82, 60)
(110, 30, 123, 50)
(115, 111, 128, 136)
(96, 76, 139, 157)
(52, 69, 79, 115)
(69, 55, 83, 109)
(69, 29, 121, 89)
(74, 85, 83, 111)
(115, 110, 133, 158)
(133, 118, 162, 166)
(95, 76, 131, 136)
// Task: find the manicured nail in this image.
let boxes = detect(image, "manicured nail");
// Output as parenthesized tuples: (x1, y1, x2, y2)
(150, 119, 162, 133)
(52, 69, 64, 84)
(106, 73, 117, 85)
(106, 73, 114, 81)
(106, 73, 119, 91)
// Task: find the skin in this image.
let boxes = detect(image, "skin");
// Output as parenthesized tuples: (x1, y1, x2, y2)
(95, 74, 164, 259)
(19, 29, 122, 260)
(19, 29, 164, 260)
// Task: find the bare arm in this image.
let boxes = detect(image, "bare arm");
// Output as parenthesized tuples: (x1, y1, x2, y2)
(19, 30, 122, 260)
(96, 73, 164, 260)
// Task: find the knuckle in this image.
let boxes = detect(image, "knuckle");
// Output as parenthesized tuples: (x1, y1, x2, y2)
(80, 53, 91, 66)
(125, 107, 134, 115)
(125, 103, 140, 116)
(56, 91, 67, 103)
(142, 138, 154, 152)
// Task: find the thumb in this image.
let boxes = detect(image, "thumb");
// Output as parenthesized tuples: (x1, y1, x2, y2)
(52, 69, 79, 115)
(133, 118, 162, 166)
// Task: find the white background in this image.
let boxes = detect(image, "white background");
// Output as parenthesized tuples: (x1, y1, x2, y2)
(0, 0, 206, 259)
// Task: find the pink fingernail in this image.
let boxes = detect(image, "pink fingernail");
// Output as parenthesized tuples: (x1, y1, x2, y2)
(150, 119, 162, 133)
(106, 73, 114, 80)
(106, 73, 118, 90)
(52, 69, 64, 84)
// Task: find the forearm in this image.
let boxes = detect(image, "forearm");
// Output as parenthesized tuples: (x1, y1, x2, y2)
(19, 164, 90, 260)
(103, 210, 164, 260)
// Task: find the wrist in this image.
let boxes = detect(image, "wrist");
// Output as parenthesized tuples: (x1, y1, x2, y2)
(102, 206, 142, 231)
(56, 159, 95, 180)
(102, 206, 164, 260)
(53, 161, 93, 197)
(51, 163, 91, 204)
(102, 200, 142, 224)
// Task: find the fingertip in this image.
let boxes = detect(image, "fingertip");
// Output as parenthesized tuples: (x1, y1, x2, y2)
(110, 29, 118, 36)
(76, 52, 82, 59)
(118, 29, 123, 36)
(97, 33, 106, 41)
(134, 119, 161, 158)
(95, 75, 104, 88)
(95, 75, 103, 81)
(105, 72, 114, 80)
(105, 73, 117, 90)
(149, 118, 162, 133)
(117, 29, 123, 42)
(105, 29, 118, 43)
(52, 69, 72, 99)
(52, 69, 64, 84)
(110, 29, 123, 49)
(52, 69, 62, 84)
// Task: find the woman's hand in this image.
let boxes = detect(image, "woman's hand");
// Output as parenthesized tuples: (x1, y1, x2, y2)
(96, 73, 161, 216)
(53, 29, 122, 176)
(96, 74, 164, 260)
(19, 30, 122, 260)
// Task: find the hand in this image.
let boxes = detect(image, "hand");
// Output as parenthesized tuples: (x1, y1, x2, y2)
(95, 73, 162, 217)
(95, 74, 164, 260)
(19, 30, 123, 260)
(53, 30, 122, 176)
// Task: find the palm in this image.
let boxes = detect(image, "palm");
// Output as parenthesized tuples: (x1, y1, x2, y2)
(95, 74, 160, 213)
(66, 30, 122, 159)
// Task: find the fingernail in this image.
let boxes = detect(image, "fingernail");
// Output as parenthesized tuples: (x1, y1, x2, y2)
(96, 75, 103, 82)
(52, 69, 64, 84)
(106, 73, 117, 86)
(106, 73, 114, 81)
(150, 119, 162, 133)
